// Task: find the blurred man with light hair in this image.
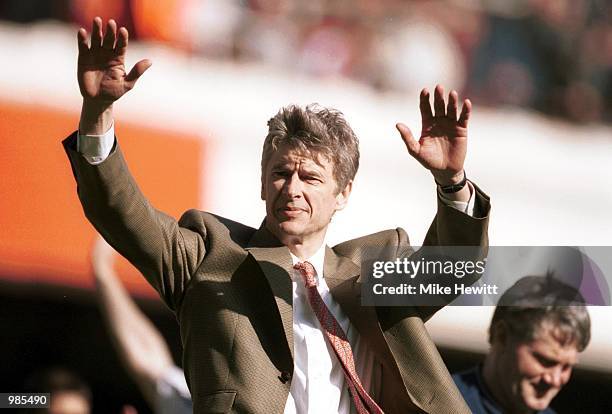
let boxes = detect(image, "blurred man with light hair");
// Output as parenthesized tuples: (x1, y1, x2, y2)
(453, 274, 591, 414)
(24, 367, 92, 414)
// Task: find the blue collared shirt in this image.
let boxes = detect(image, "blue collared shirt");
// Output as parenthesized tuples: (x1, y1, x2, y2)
(453, 364, 557, 414)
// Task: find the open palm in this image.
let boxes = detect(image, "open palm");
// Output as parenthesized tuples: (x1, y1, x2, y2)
(77, 17, 151, 104)
(397, 85, 471, 184)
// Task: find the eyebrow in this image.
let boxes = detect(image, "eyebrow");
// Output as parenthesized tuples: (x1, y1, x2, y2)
(271, 160, 323, 173)
(533, 350, 576, 366)
(300, 166, 323, 176)
(270, 160, 298, 170)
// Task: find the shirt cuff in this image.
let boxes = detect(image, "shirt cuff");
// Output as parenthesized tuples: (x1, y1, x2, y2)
(438, 181, 475, 216)
(155, 365, 192, 414)
(156, 364, 192, 399)
(76, 122, 115, 165)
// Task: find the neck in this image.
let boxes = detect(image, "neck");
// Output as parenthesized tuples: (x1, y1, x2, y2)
(268, 228, 326, 260)
(482, 354, 504, 407)
(284, 232, 326, 260)
(286, 241, 323, 260)
(262, 217, 329, 260)
(482, 354, 534, 414)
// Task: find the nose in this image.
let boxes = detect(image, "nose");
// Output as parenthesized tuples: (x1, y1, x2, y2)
(283, 172, 303, 198)
(543, 366, 564, 388)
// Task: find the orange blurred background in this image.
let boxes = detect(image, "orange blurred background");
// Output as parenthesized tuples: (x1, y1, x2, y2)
(0, 100, 205, 297)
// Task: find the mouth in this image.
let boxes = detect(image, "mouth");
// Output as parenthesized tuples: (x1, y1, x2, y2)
(532, 381, 553, 398)
(277, 206, 305, 218)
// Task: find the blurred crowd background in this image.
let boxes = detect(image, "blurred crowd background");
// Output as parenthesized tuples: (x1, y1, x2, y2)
(2, 0, 612, 123)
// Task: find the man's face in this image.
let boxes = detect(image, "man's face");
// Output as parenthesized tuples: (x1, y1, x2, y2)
(497, 325, 579, 412)
(48, 391, 90, 414)
(261, 144, 351, 245)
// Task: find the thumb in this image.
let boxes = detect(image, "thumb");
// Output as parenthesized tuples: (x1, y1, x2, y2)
(125, 59, 152, 86)
(395, 123, 420, 156)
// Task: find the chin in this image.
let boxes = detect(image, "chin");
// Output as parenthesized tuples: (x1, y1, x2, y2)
(525, 398, 548, 411)
(523, 388, 556, 412)
(276, 221, 307, 237)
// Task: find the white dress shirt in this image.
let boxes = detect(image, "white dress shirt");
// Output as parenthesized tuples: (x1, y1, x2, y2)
(77, 125, 477, 413)
(284, 245, 378, 414)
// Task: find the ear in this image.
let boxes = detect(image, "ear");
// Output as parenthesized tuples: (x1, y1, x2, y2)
(490, 320, 509, 350)
(335, 180, 353, 211)
(261, 178, 266, 201)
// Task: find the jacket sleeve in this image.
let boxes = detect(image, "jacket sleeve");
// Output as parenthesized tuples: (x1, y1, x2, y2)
(422, 182, 490, 248)
(394, 182, 490, 321)
(63, 131, 206, 311)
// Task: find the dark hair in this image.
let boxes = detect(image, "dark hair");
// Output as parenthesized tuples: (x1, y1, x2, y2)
(25, 367, 92, 404)
(489, 273, 591, 351)
(262, 104, 360, 192)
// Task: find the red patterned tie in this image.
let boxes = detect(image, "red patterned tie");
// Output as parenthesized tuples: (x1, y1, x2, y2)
(293, 262, 384, 414)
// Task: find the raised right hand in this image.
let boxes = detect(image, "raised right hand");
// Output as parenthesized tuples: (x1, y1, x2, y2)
(77, 17, 151, 105)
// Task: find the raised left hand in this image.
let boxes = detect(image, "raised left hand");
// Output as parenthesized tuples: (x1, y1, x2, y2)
(396, 85, 471, 186)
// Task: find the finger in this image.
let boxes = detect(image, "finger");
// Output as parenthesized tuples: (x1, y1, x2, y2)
(396, 123, 420, 156)
(419, 88, 433, 125)
(125, 59, 153, 85)
(91, 16, 103, 50)
(77, 28, 89, 54)
(102, 19, 117, 50)
(116, 27, 129, 56)
(458, 98, 472, 128)
(434, 84, 446, 117)
(447, 90, 458, 121)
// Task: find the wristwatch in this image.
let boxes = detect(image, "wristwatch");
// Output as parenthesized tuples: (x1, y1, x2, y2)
(436, 171, 467, 194)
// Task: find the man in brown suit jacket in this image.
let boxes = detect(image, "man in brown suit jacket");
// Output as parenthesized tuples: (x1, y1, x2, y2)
(66, 18, 490, 413)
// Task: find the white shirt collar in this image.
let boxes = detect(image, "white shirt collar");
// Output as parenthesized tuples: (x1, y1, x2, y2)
(289, 242, 327, 283)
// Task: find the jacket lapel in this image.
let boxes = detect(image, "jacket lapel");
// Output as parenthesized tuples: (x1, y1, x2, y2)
(245, 226, 394, 372)
(324, 247, 432, 412)
(246, 224, 295, 360)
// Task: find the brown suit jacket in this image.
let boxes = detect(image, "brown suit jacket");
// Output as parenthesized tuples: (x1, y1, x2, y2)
(64, 132, 490, 414)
